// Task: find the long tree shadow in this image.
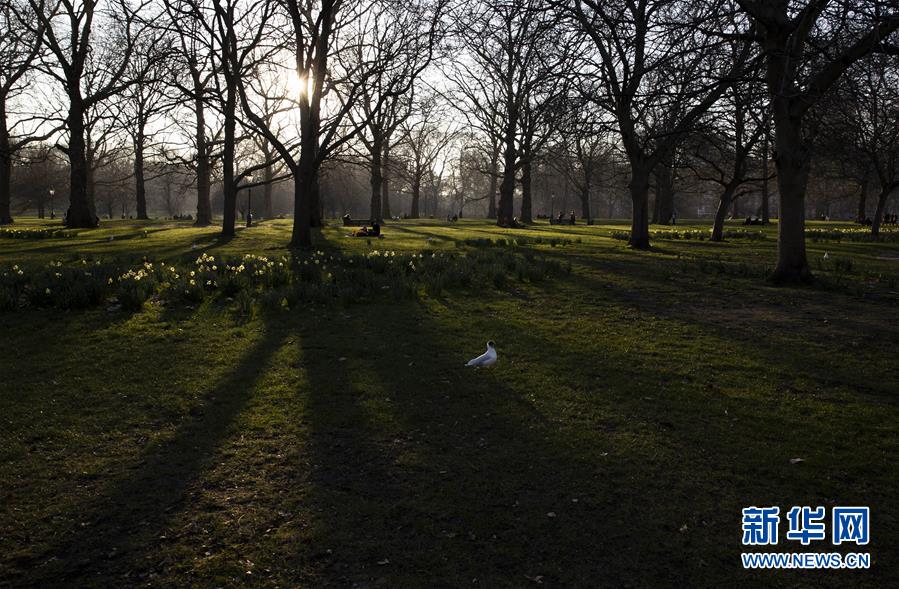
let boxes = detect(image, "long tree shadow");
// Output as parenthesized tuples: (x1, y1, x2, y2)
(19, 327, 287, 587)
(292, 301, 722, 586)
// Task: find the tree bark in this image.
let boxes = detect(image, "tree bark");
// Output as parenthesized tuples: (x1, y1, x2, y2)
(381, 141, 391, 219)
(487, 144, 498, 219)
(871, 185, 894, 236)
(0, 97, 12, 225)
(220, 83, 238, 237)
(769, 104, 812, 283)
(410, 177, 421, 218)
(520, 158, 532, 223)
(134, 131, 148, 219)
(497, 126, 516, 226)
(65, 97, 98, 228)
(628, 165, 651, 249)
(711, 183, 738, 241)
(369, 135, 383, 223)
(194, 86, 212, 226)
(290, 156, 315, 248)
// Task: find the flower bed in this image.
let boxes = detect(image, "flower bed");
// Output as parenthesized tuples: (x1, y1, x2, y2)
(1, 249, 571, 312)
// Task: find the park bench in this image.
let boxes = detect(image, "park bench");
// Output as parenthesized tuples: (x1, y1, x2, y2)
(549, 218, 576, 225)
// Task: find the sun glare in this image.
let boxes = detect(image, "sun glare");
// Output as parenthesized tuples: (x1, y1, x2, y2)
(287, 72, 314, 98)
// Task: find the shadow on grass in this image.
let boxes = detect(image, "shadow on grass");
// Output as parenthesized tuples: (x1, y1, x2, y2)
(290, 302, 705, 586)
(21, 327, 286, 587)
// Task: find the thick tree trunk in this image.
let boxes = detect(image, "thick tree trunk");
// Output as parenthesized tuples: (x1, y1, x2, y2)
(410, 178, 421, 218)
(65, 98, 98, 228)
(194, 90, 212, 226)
(497, 130, 516, 226)
(770, 106, 812, 283)
(381, 143, 391, 220)
(487, 146, 498, 219)
(134, 132, 148, 219)
(711, 184, 738, 241)
(220, 85, 238, 237)
(0, 97, 12, 225)
(369, 136, 383, 223)
(290, 158, 315, 248)
(520, 158, 532, 223)
(628, 165, 651, 249)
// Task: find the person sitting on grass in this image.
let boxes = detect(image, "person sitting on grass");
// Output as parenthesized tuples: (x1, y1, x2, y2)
(354, 222, 381, 237)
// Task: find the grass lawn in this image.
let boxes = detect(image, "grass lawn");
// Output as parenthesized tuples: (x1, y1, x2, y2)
(2, 217, 898, 587)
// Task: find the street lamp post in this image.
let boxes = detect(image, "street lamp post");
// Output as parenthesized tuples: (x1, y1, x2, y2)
(246, 175, 254, 227)
(550, 192, 555, 219)
(49, 189, 56, 219)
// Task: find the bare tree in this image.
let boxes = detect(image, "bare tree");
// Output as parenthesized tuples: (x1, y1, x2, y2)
(736, 0, 899, 281)
(0, 0, 46, 224)
(28, 0, 151, 227)
(163, 0, 220, 225)
(395, 95, 456, 218)
(115, 36, 172, 219)
(684, 76, 768, 240)
(555, 100, 612, 221)
(450, 0, 564, 227)
(239, 0, 443, 247)
(347, 4, 442, 223)
(564, 0, 753, 247)
(828, 55, 899, 235)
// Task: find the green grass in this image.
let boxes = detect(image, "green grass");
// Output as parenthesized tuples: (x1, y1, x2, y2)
(2, 217, 899, 587)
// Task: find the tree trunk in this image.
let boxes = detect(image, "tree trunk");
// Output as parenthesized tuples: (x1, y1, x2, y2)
(520, 158, 532, 223)
(220, 83, 237, 237)
(628, 165, 651, 249)
(381, 142, 391, 219)
(711, 183, 738, 241)
(497, 129, 516, 226)
(487, 145, 498, 219)
(769, 106, 812, 283)
(871, 185, 893, 236)
(65, 98, 98, 228)
(134, 131, 148, 219)
(0, 96, 12, 225)
(194, 88, 212, 226)
(410, 177, 421, 218)
(290, 157, 315, 248)
(369, 136, 383, 223)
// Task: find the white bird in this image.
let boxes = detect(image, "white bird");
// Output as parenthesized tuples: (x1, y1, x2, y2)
(465, 340, 497, 367)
